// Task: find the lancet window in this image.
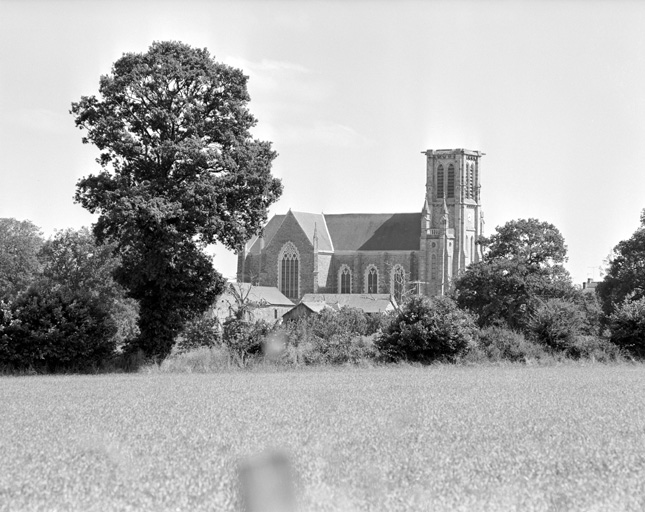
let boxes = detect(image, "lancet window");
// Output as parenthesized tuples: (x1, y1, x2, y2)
(279, 242, 299, 300)
(339, 265, 352, 294)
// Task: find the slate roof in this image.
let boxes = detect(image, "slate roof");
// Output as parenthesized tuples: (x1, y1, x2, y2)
(228, 283, 295, 306)
(324, 213, 421, 251)
(247, 211, 421, 255)
(247, 214, 285, 255)
(290, 211, 333, 251)
(300, 301, 336, 313)
(300, 293, 397, 314)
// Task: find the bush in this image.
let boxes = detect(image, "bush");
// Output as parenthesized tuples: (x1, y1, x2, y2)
(222, 319, 271, 366)
(375, 295, 477, 363)
(567, 335, 624, 362)
(283, 308, 382, 365)
(175, 314, 220, 354)
(0, 285, 117, 371)
(527, 298, 585, 352)
(158, 346, 232, 373)
(477, 326, 549, 362)
(608, 297, 645, 357)
(297, 333, 378, 365)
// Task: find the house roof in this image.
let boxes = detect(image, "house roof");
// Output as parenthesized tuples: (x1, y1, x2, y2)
(324, 213, 421, 251)
(227, 283, 295, 307)
(300, 293, 397, 314)
(300, 301, 337, 313)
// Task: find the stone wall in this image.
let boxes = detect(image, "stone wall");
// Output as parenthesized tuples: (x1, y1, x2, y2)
(325, 251, 419, 294)
(261, 213, 315, 297)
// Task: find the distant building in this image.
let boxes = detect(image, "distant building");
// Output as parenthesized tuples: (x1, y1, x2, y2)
(212, 283, 294, 324)
(282, 293, 397, 322)
(582, 278, 601, 294)
(238, 148, 485, 302)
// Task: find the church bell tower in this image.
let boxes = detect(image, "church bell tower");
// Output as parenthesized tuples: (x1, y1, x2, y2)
(419, 149, 484, 296)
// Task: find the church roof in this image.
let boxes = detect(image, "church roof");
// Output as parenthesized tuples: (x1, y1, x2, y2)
(247, 211, 421, 254)
(247, 214, 286, 255)
(290, 211, 333, 251)
(325, 213, 421, 251)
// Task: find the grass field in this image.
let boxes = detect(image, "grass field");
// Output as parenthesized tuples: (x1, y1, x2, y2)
(2, 365, 645, 511)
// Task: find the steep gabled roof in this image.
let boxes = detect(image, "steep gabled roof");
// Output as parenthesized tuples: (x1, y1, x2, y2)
(226, 283, 294, 307)
(248, 211, 421, 255)
(247, 214, 286, 255)
(290, 211, 333, 251)
(324, 213, 421, 251)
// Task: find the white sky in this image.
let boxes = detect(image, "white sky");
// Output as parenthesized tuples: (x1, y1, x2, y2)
(2, 0, 645, 285)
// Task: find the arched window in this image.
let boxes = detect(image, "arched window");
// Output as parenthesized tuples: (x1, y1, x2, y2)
(278, 242, 299, 300)
(365, 265, 379, 294)
(391, 264, 405, 303)
(437, 165, 444, 199)
(467, 163, 474, 199)
(447, 164, 455, 199)
(431, 253, 438, 279)
(338, 265, 352, 294)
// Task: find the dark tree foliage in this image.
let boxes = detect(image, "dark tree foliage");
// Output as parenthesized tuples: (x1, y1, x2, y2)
(0, 283, 117, 371)
(0, 218, 44, 300)
(376, 296, 477, 363)
(40, 228, 139, 347)
(527, 298, 585, 352)
(481, 218, 568, 267)
(71, 41, 282, 358)
(454, 218, 576, 330)
(608, 297, 645, 357)
(596, 211, 645, 316)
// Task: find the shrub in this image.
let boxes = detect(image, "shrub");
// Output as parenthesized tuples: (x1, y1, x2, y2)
(175, 314, 220, 354)
(158, 346, 231, 373)
(608, 297, 645, 357)
(375, 295, 477, 363)
(477, 326, 549, 362)
(567, 335, 624, 362)
(527, 298, 585, 352)
(0, 284, 117, 371)
(283, 308, 383, 365)
(222, 319, 271, 366)
(298, 333, 378, 365)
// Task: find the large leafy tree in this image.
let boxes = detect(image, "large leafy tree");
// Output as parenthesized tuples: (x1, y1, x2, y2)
(71, 41, 282, 358)
(39, 228, 139, 347)
(596, 210, 645, 316)
(0, 218, 44, 300)
(453, 218, 576, 330)
(482, 218, 568, 267)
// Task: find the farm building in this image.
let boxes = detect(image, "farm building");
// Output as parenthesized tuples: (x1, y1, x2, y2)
(282, 293, 397, 322)
(212, 283, 294, 324)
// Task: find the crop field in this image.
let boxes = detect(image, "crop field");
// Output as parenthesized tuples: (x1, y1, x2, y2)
(2, 365, 645, 511)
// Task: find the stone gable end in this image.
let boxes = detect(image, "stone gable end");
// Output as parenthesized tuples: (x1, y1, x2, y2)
(262, 211, 315, 297)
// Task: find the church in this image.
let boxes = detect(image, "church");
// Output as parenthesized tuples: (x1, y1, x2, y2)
(237, 148, 484, 302)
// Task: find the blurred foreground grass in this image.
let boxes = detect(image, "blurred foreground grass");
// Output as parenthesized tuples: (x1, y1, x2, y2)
(2, 365, 645, 511)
